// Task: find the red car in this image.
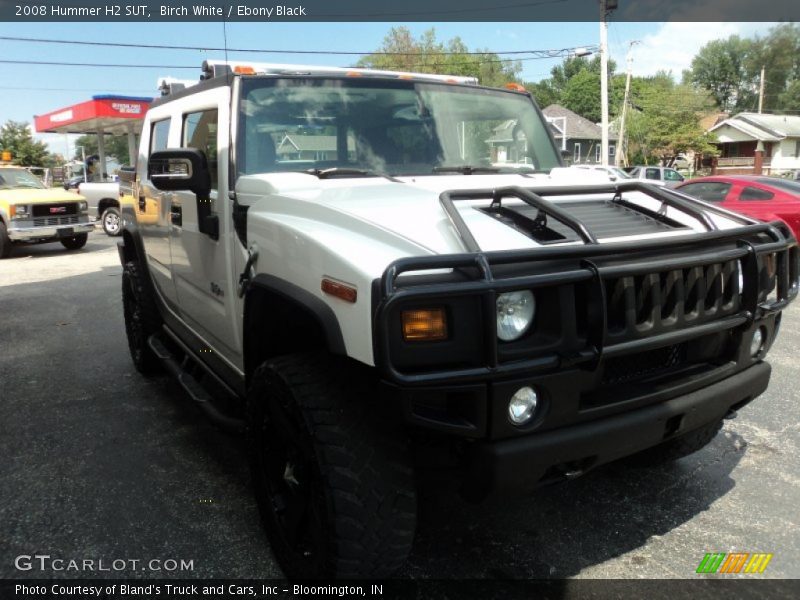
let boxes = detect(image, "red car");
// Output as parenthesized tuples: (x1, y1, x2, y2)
(675, 175, 800, 238)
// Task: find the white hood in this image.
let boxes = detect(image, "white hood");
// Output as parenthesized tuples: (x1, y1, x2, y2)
(236, 169, 739, 261)
(236, 170, 618, 255)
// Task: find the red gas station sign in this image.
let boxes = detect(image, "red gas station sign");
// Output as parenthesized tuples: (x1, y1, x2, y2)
(34, 95, 151, 135)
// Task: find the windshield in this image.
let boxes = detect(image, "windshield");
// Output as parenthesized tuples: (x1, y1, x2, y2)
(237, 77, 561, 178)
(0, 168, 46, 190)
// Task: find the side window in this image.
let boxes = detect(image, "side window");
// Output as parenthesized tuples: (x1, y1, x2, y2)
(645, 168, 660, 180)
(594, 145, 600, 162)
(680, 182, 731, 203)
(740, 186, 774, 201)
(150, 119, 170, 154)
(664, 169, 683, 181)
(182, 109, 219, 190)
(573, 143, 581, 163)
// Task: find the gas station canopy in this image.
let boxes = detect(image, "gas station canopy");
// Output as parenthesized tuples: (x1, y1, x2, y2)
(34, 95, 152, 135)
(34, 95, 153, 177)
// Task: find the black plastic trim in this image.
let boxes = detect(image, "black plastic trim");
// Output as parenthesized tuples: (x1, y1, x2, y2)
(247, 274, 346, 356)
(461, 361, 771, 500)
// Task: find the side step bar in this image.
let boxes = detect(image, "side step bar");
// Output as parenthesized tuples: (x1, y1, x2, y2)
(148, 335, 246, 434)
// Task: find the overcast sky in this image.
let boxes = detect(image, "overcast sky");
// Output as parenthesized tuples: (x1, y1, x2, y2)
(0, 20, 775, 155)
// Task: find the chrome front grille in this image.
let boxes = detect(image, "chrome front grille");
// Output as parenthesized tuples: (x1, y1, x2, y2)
(32, 215, 80, 227)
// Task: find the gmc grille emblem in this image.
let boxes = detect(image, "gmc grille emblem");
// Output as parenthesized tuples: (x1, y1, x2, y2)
(50, 206, 67, 214)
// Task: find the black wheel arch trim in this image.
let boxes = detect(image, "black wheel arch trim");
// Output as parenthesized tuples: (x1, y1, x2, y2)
(246, 274, 347, 363)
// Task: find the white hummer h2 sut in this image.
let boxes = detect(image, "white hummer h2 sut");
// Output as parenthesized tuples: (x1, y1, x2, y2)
(119, 60, 798, 578)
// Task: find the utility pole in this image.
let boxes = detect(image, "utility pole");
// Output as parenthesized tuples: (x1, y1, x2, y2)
(599, 0, 616, 166)
(758, 65, 765, 114)
(616, 40, 639, 167)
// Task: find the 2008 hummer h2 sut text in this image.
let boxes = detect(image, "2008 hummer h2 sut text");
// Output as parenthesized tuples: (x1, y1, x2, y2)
(119, 60, 798, 578)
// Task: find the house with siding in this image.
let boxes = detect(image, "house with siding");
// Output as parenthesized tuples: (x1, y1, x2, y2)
(708, 113, 800, 175)
(542, 104, 617, 165)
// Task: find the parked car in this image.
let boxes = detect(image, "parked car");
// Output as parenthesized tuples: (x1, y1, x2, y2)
(63, 175, 85, 190)
(625, 165, 686, 187)
(0, 165, 92, 258)
(572, 164, 632, 181)
(675, 176, 800, 239)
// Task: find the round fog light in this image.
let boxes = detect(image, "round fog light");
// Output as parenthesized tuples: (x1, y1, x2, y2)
(508, 386, 539, 425)
(750, 327, 765, 357)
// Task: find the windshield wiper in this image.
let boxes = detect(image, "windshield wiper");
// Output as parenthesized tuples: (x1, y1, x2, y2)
(433, 165, 501, 175)
(304, 167, 401, 183)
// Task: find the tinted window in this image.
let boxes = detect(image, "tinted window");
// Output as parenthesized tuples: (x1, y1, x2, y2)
(183, 109, 219, 189)
(150, 119, 170, 154)
(740, 186, 774, 201)
(645, 168, 660, 180)
(679, 182, 731, 203)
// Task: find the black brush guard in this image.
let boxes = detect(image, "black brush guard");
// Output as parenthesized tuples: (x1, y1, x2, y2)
(375, 182, 799, 386)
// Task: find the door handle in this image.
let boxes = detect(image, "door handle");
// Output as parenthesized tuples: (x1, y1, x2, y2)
(170, 205, 182, 226)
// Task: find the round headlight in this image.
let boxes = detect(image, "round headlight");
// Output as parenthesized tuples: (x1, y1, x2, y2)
(496, 290, 535, 341)
(750, 327, 765, 357)
(508, 386, 539, 425)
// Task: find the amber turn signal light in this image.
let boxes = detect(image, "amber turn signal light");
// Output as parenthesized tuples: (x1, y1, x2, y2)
(401, 309, 448, 342)
(321, 279, 357, 303)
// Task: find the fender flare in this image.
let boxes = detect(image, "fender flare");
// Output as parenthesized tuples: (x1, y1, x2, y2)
(245, 273, 346, 359)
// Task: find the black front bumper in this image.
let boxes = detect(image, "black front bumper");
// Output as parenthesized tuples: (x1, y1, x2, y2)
(460, 361, 769, 500)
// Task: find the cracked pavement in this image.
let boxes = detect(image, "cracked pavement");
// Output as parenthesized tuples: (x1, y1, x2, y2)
(1, 232, 798, 580)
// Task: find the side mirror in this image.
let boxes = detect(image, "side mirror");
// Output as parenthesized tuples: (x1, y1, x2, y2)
(148, 149, 211, 198)
(560, 149, 571, 160)
(149, 149, 217, 240)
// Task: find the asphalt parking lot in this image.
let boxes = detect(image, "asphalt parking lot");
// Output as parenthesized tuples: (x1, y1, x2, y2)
(1, 230, 799, 581)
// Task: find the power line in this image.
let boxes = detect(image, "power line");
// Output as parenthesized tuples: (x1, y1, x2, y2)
(0, 35, 595, 59)
(0, 54, 580, 70)
(0, 59, 196, 69)
(0, 86, 153, 93)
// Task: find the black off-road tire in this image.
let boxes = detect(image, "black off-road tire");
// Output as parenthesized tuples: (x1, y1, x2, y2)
(60, 233, 88, 250)
(121, 260, 163, 375)
(0, 221, 11, 258)
(625, 418, 724, 467)
(101, 207, 122, 236)
(247, 353, 417, 579)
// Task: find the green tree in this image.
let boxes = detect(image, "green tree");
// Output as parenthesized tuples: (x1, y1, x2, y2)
(525, 54, 619, 117)
(687, 24, 800, 113)
(73, 134, 133, 163)
(358, 27, 521, 88)
(0, 120, 50, 167)
(778, 80, 800, 113)
(751, 23, 800, 112)
(625, 78, 718, 165)
(687, 36, 755, 112)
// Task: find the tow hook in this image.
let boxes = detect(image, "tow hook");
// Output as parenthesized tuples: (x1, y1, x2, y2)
(238, 244, 259, 297)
